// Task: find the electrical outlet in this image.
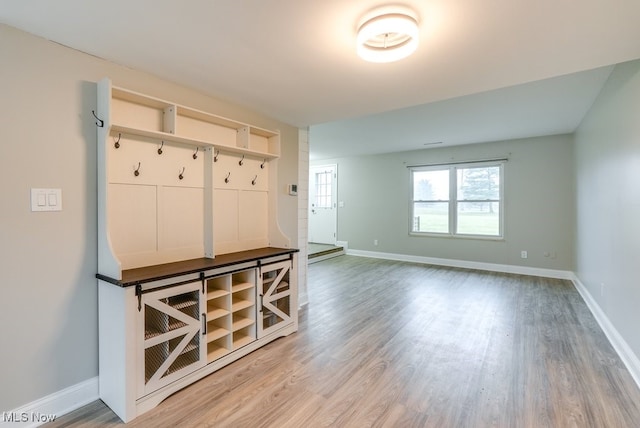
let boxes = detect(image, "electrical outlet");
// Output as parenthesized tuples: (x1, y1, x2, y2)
(520, 250, 528, 259)
(373, 239, 378, 246)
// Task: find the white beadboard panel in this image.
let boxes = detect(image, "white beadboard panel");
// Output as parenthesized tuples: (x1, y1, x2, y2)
(239, 191, 268, 242)
(159, 186, 204, 251)
(213, 188, 239, 245)
(108, 183, 157, 259)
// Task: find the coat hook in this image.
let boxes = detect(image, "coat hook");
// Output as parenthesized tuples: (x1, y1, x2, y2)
(179, 167, 185, 180)
(91, 110, 104, 128)
(225, 172, 231, 183)
(251, 175, 257, 186)
(157, 141, 164, 155)
(239, 155, 244, 166)
(192, 147, 199, 159)
(114, 133, 121, 149)
(214, 149, 219, 162)
(260, 159, 266, 169)
(134, 162, 141, 177)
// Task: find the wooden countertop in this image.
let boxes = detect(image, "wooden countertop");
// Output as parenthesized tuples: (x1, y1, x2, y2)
(96, 247, 298, 287)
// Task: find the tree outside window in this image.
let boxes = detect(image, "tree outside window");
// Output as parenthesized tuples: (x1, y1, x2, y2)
(411, 162, 503, 237)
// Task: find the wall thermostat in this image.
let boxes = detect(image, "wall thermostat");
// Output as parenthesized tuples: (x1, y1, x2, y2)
(288, 184, 298, 196)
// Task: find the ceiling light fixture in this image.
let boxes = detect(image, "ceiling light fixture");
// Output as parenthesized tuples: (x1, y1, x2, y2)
(357, 9, 419, 63)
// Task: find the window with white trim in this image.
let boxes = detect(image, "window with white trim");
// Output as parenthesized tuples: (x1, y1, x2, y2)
(410, 161, 504, 237)
(314, 170, 333, 209)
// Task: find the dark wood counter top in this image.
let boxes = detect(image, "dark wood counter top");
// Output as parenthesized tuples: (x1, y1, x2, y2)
(97, 247, 298, 287)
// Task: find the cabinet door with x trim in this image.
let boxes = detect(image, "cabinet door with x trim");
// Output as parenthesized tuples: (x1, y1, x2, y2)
(258, 261, 293, 337)
(137, 281, 205, 397)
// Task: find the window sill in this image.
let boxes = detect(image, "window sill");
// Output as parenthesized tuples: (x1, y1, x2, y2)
(409, 232, 505, 242)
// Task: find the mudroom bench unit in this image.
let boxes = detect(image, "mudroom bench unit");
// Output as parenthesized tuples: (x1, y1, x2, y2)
(97, 247, 298, 422)
(95, 78, 298, 422)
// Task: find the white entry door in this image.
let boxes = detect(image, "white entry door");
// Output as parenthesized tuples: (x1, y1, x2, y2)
(309, 164, 337, 245)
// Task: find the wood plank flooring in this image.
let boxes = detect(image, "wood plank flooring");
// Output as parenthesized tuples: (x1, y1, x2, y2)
(46, 256, 640, 427)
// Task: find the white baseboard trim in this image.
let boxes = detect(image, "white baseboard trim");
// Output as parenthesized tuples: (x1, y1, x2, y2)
(347, 249, 574, 280)
(1, 377, 99, 427)
(571, 275, 640, 389)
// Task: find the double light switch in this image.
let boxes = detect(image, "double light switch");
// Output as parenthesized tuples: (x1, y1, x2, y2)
(31, 188, 62, 212)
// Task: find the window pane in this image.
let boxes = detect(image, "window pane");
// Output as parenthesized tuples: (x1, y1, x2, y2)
(315, 171, 332, 208)
(456, 202, 500, 235)
(413, 202, 449, 233)
(457, 166, 500, 200)
(413, 170, 449, 201)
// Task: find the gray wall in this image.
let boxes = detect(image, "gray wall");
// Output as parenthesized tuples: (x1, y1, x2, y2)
(0, 24, 298, 411)
(312, 135, 574, 271)
(575, 59, 640, 359)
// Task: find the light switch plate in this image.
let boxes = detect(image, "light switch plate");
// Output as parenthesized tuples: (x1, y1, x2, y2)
(31, 188, 62, 212)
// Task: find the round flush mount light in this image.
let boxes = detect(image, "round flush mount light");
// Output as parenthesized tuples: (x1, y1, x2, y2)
(357, 8, 419, 63)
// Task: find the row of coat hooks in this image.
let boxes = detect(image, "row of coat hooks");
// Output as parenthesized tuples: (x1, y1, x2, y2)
(214, 149, 266, 168)
(131, 163, 259, 185)
(115, 134, 201, 159)
(114, 134, 266, 168)
(223, 172, 259, 186)
(132, 163, 187, 180)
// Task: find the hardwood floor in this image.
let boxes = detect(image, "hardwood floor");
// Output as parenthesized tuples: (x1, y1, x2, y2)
(47, 256, 640, 427)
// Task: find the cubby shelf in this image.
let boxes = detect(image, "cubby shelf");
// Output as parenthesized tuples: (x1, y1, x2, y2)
(232, 282, 254, 293)
(232, 317, 254, 331)
(207, 342, 229, 362)
(207, 307, 229, 320)
(232, 334, 254, 349)
(110, 126, 279, 159)
(207, 289, 229, 300)
(110, 84, 280, 159)
(206, 326, 230, 342)
(232, 299, 253, 312)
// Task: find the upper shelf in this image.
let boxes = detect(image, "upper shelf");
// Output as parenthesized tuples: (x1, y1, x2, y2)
(109, 84, 280, 159)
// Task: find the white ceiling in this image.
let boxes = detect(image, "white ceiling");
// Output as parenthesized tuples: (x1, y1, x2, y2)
(2, 0, 640, 159)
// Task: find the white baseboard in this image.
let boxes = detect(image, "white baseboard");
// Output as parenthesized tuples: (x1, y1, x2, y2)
(1, 377, 98, 427)
(571, 275, 640, 389)
(336, 240, 348, 252)
(347, 249, 574, 279)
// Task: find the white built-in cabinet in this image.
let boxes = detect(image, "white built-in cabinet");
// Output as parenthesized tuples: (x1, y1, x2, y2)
(95, 78, 298, 422)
